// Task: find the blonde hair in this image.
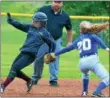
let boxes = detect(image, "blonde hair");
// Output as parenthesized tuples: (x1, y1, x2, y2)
(80, 21, 92, 33)
(80, 21, 109, 34)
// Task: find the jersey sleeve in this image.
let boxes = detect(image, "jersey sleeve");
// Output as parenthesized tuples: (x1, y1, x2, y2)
(7, 18, 30, 33)
(92, 34, 108, 49)
(65, 15, 72, 31)
(39, 31, 56, 52)
(55, 39, 78, 56)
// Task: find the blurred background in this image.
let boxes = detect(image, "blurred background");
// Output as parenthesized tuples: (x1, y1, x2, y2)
(1, 1, 110, 46)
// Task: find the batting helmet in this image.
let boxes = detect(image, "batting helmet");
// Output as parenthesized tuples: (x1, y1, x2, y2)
(32, 12, 47, 22)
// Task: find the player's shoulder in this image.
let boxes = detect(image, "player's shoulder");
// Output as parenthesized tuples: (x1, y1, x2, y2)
(82, 33, 97, 38)
(89, 33, 101, 41)
(78, 33, 91, 40)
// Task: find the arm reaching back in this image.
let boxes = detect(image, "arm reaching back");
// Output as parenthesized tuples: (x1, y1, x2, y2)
(7, 13, 30, 33)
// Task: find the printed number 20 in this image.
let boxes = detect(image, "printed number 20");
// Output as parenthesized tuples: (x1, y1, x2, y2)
(77, 39, 91, 53)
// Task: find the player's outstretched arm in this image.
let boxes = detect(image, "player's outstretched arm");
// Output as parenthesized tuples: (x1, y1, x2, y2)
(55, 43, 75, 56)
(44, 41, 75, 64)
(7, 13, 30, 33)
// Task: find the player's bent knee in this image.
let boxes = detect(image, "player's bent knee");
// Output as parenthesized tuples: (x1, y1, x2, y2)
(8, 66, 19, 78)
(102, 76, 110, 86)
(8, 70, 17, 78)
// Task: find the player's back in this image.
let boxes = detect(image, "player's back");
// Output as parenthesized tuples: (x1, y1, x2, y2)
(76, 33, 98, 58)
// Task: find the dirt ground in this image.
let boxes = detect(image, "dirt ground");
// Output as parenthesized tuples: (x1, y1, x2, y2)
(0, 78, 109, 97)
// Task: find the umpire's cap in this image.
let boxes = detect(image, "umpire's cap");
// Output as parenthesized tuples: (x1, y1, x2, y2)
(32, 12, 47, 22)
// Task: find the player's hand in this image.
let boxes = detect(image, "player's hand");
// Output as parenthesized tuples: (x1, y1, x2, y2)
(105, 48, 110, 53)
(7, 13, 11, 18)
(7, 13, 12, 23)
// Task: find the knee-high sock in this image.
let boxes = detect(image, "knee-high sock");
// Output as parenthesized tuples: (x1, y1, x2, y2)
(3, 77, 14, 88)
(17, 71, 30, 83)
(95, 82, 106, 93)
(82, 79, 89, 92)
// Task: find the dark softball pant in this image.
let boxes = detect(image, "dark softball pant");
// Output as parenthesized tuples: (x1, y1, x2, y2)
(8, 52, 35, 79)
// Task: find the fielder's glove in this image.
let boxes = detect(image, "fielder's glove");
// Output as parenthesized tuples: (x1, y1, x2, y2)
(7, 13, 12, 23)
(44, 53, 56, 64)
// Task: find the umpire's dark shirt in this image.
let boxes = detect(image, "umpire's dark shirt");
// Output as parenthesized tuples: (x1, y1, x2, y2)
(38, 5, 72, 40)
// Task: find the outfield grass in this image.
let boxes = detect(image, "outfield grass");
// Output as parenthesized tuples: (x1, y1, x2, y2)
(1, 17, 109, 79)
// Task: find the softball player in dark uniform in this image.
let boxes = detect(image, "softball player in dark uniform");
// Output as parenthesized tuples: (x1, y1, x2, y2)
(0, 12, 55, 93)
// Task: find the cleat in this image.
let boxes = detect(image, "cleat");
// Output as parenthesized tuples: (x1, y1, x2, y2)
(0, 84, 5, 93)
(49, 81, 58, 87)
(81, 91, 88, 97)
(92, 91, 105, 97)
(27, 79, 37, 92)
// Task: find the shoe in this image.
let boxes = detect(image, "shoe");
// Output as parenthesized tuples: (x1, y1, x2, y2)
(92, 91, 105, 97)
(81, 91, 88, 97)
(49, 81, 58, 87)
(0, 84, 5, 93)
(27, 79, 38, 92)
(33, 81, 38, 85)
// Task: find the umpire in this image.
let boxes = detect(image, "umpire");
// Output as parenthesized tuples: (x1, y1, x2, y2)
(32, 0, 73, 86)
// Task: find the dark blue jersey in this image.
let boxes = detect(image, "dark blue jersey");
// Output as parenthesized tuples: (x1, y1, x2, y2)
(55, 33, 108, 58)
(8, 18, 56, 56)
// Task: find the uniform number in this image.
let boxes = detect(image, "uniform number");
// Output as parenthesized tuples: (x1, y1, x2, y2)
(77, 38, 91, 53)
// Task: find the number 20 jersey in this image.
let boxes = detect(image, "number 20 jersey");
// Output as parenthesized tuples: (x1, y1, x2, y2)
(72, 33, 108, 57)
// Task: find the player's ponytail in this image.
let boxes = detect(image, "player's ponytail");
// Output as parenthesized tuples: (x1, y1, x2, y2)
(88, 22, 109, 34)
(80, 21, 109, 34)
